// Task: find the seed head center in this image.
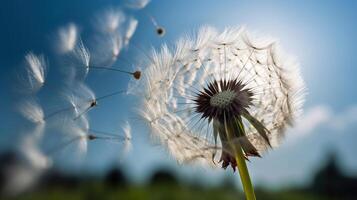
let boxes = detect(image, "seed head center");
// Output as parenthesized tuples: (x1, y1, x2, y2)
(210, 90, 236, 108)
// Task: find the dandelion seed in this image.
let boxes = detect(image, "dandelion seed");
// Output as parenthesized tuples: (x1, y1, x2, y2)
(24, 52, 47, 92)
(126, 0, 151, 9)
(133, 26, 306, 200)
(88, 65, 142, 80)
(122, 121, 132, 154)
(3, 162, 44, 196)
(156, 27, 165, 36)
(50, 120, 130, 157)
(45, 85, 127, 122)
(132, 70, 141, 80)
(65, 82, 96, 120)
(111, 34, 122, 59)
(57, 23, 78, 53)
(124, 17, 138, 47)
(19, 133, 52, 170)
(148, 15, 165, 37)
(95, 7, 125, 34)
(73, 38, 90, 76)
(72, 35, 140, 79)
(18, 99, 45, 124)
(5, 111, 51, 195)
(48, 116, 90, 156)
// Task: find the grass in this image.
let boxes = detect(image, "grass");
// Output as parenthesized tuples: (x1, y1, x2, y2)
(7, 181, 329, 200)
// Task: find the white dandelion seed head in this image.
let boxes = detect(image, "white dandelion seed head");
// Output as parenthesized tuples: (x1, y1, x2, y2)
(57, 23, 78, 53)
(96, 7, 125, 33)
(24, 52, 47, 92)
(131, 26, 306, 168)
(18, 99, 45, 124)
(124, 17, 138, 47)
(126, 0, 151, 9)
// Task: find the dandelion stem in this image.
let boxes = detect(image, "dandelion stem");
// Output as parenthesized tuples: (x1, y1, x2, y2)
(233, 144, 256, 200)
(96, 90, 126, 101)
(224, 115, 256, 200)
(89, 66, 133, 75)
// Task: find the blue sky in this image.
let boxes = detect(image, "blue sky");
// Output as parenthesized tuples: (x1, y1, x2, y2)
(1, 0, 357, 188)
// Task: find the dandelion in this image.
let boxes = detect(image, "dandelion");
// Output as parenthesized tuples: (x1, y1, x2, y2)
(56, 23, 78, 54)
(23, 52, 47, 92)
(132, 26, 306, 199)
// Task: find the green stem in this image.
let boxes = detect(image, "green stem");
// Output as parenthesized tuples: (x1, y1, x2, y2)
(233, 144, 256, 200)
(224, 119, 256, 200)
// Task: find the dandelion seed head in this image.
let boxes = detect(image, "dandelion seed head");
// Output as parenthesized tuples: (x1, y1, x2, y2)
(131, 26, 306, 169)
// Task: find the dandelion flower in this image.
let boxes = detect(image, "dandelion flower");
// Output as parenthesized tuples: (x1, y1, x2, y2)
(24, 52, 47, 92)
(132, 26, 305, 200)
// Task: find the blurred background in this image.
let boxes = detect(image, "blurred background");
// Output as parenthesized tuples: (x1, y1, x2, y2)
(1, 0, 357, 199)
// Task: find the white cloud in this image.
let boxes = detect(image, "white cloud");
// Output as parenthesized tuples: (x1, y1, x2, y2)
(288, 104, 357, 140)
(293, 105, 332, 136)
(331, 105, 357, 130)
